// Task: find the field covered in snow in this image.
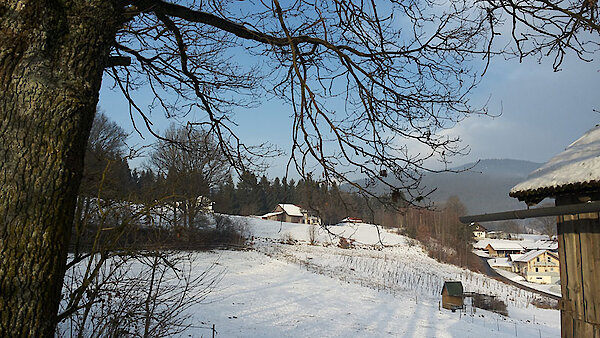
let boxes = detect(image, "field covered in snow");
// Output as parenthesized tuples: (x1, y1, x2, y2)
(61, 216, 561, 337)
(178, 216, 560, 337)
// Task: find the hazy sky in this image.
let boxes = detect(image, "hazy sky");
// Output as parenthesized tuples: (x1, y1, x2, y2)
(100, 42, 599, 178)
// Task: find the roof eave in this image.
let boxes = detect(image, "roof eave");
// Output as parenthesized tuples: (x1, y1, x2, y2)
(510, 181, 600, 205)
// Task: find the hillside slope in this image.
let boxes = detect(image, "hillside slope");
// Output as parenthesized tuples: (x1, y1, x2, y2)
(183, 216, 560, 337)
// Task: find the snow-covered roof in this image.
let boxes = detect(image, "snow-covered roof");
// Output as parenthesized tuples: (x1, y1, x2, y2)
(485, 241, 523, 251)
(511, 125, 600, 203)
(489, 258, 512, 268)
(511, 249, 557, 263)
(278, 204, 304, 217)
(262, 211, 284, 218)
(341, 217, 363, 223)
(521, 240, 558, 251)
(508, 254, 524, 262)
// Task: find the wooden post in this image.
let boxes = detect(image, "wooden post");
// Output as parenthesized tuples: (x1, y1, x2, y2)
(557, 201, 600, 337)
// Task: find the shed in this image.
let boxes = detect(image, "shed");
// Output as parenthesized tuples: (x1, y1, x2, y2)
(441, 281, 464, 310)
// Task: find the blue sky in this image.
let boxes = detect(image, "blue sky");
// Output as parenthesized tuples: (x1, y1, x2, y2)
(99, 6, 599, 180)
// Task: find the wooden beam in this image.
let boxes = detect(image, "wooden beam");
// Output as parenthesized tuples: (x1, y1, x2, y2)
(459, 202, 600, 224)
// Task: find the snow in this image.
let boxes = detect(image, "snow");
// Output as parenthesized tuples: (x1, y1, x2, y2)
(238, 215, 408, 246)
(493, 268, 561, 298)
(520, 240, 558, 251)
(182, 249, 559, 338)
(511, 125, 600, 194)
(512, 249, 548, 263)
(474, 238, 557, 252)
(260, 211, 284, 218)
(489, 257, 512, 268)
(61, 216, 561, 337)
(278, 204, 304, 217)
(485, 241, 524, 251)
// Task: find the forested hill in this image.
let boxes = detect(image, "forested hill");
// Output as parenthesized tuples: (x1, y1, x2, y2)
(422, 159, 542, 214)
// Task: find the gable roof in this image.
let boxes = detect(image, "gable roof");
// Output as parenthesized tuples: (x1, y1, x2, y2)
(510, 125, 600, 204)
(521, 240, 558, 251)
(508, 253, 524, 262)
(278, 204, 304, 217)
(485, 241, 523, 251)
(471, 223, 487, 232)
(512, 249, 558, 263)
(441, 281, 463, 296)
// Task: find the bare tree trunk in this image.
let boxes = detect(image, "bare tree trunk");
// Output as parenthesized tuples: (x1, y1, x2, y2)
(0, 1, 119, 335)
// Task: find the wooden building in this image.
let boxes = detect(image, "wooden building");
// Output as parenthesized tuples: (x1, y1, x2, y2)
(510, 125, 600, 337)
(441, 281, 464, 310)
(484, 242, 523, 257)
(471, 222, 487, 239)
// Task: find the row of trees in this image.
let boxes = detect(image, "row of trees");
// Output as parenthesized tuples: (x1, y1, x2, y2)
(81, 113, 392, 227)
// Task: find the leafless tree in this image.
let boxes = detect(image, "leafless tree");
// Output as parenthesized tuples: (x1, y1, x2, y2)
(149, 124, 229, 228)
(2, 0, 598, 335)
(537, 216, 558, 237)
(482, 0, 599, 69)
(59, 249, 223, 338)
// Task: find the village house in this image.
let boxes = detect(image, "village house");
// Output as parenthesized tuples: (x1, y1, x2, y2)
(484, 241, 523, 257)
(509, 250, 560, 284)
(471, 223, 487, 240)
(261, 204, 322, 225)
(340, 217, 363, 224)
(441, 281, 464, 310)
(486, 230, 511, 239)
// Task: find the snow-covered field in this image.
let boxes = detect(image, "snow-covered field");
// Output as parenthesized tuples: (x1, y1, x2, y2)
(62, 216, 561, 337)
(179, 217, 560, 337)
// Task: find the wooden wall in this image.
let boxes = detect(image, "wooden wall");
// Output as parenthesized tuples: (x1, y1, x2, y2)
(557, 210, 600, 337)
(441, 292, 463, 310)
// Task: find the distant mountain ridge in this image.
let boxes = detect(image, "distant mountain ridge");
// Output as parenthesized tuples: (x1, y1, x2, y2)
(346, 159, 542, 215)
(421, 159, 542, 214)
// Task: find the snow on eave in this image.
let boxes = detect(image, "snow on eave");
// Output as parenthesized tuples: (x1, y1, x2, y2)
(512, 249, 557, 263)
(486, 241, 523, 251)
(510, 125, 600, 201)
(262, 211, 284, 218)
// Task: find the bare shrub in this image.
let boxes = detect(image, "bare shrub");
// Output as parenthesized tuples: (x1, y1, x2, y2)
(531, 297, 559, 310)
(281, 231, 295, 245)
(59, 251, 223, 337)
(472, 294, 508, 316)
(338, 237, 354, 249)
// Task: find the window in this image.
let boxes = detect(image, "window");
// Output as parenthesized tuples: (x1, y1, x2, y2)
(536, 268, 539, 272)
(537, 257, 540, 262)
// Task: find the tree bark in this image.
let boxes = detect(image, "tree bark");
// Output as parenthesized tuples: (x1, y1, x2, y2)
(0, 1, 120, 336)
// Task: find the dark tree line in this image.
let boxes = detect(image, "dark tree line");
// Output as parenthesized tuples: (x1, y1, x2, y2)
(77, 116, 371, 226)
